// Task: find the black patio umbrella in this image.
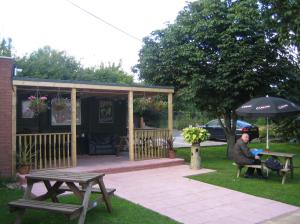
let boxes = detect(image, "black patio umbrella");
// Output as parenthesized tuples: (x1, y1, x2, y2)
(236, 96, 300, 149)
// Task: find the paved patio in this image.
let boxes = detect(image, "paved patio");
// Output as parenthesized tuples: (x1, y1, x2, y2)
(103, 165, 298, 224)
(30, 165, 298, 224)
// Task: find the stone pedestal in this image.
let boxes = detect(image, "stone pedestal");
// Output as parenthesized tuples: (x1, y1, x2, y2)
(190, 143, 201, 169)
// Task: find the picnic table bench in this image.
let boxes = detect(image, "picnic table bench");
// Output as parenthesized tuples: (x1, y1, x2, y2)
(9, 199, 83, 220)
(234, 151, 296, 184)
(8, 170, 115, 224)
(235, 163, 267, 178)
(259, 151, 296, 184)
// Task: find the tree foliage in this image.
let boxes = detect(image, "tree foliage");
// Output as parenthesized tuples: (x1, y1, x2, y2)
(260, 0, 300, 48)
(0, 37, 12, 57)
(16, 46, 133, 84)
(136, 0, 300, 157)
(16, 46, 81, 80)
(273, 117, 300, 142)
(80, 62, 133, 84)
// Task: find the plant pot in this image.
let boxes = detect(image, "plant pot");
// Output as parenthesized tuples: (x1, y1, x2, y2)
(190, 143, 201, 169)
(53, 104, 66, 111)
(17, 164, 31, 174)
(30, 103, 47, 115)
(168, 150, 176, 159)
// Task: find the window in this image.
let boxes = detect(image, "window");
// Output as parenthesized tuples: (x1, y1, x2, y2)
(22, 100, 35, 118)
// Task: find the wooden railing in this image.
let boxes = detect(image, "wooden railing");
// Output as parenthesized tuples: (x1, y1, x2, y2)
(16, 132, 72, 170)
(134, 128, 170, 160)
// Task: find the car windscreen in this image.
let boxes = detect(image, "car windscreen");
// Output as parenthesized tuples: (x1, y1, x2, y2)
(237, 120, 252, 128)
(206, 120, 220, 127)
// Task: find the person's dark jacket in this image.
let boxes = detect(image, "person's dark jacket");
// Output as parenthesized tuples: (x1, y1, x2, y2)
(232, 138, 255, 165)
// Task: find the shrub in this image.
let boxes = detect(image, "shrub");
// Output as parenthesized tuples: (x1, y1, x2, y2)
(182, 126, 210, 144)
(273, 117, 300, 142)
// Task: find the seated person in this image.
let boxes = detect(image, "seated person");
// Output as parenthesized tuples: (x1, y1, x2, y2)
(233, 133, 264, 178)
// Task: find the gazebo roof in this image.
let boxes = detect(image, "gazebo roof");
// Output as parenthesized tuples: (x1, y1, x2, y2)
(13, 77, 174, 94)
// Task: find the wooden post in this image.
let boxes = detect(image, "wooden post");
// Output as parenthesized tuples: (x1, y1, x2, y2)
(168, 93, 173, 138)
(71, 88, 77, 167)
(12, 85, 17, 175)
(128, 91, 134, 161)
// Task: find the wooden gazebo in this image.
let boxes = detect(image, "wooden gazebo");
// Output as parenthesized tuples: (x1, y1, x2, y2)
(11, 77, 174, 173)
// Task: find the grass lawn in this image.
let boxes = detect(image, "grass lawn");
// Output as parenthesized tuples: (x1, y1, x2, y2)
(0, 185, 177, 224)
(176, 142, 300, 207)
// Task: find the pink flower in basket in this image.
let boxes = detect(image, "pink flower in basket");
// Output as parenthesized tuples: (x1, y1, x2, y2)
(28, 95, 48, 115)
(28, 96, 36, 100)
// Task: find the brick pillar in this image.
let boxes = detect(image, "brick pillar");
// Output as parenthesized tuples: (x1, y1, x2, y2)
(0, 57, 14, 177)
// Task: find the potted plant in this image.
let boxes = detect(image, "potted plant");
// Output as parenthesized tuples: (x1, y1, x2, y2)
(16, 145, 35, 174)
(182, 126, 210, 169)
(28, 95, 48, 116)
(167, 138, 176, 159)
(51, 96, 68, 111)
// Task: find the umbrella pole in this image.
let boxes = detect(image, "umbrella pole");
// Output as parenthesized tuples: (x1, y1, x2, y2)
(266, 117, 269, 150)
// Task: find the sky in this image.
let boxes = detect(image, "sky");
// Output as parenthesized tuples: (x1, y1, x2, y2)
(0, 0, 192, 80)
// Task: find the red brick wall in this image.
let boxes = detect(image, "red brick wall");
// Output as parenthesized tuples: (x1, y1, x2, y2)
(0, 57, 14, 177)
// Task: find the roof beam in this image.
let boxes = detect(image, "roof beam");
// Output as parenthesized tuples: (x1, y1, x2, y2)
(12, 80, 174, 93)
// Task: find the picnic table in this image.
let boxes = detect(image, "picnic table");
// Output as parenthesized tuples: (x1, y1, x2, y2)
(259, 151, 296, 184)
(8, 170, 115, 224)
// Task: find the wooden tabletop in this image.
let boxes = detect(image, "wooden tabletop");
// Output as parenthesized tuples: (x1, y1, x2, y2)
(259, 151, 296, 158)
(26, 170, 105, 183)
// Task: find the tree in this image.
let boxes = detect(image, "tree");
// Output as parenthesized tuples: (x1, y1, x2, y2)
(136, 0, 299, 158)
(16, 46, 134, 84)
(259, 0, 300, 142)
(0, 37, 12, 57)
(273, 52, 300, 142)
(80, 62, 133, 84)
(16, 46, 82, 80)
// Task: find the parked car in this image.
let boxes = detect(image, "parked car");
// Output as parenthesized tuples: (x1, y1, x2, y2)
(200, 119, 259, 141)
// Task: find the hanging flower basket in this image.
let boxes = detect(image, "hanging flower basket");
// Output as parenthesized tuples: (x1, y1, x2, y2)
(52, 97, 68, 111)
(152, 98, 167, 112)
(133, 96, 167, 128)
(28, 95, 48, 115)
(133, 96, 167, 116)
